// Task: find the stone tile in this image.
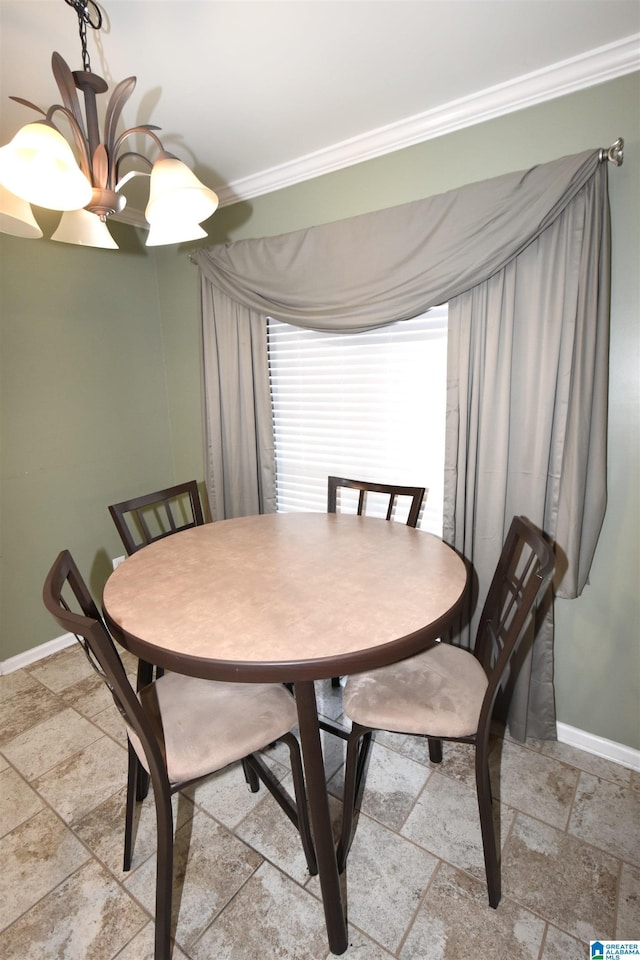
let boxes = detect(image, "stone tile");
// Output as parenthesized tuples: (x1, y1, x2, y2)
(74, 784, 194, 879)
(124, 809, 262, 951)
(191, 755, 287, 830)
(0, 681, 64, 747)
(234, 773, 316, 883)
(315, 678, 347, 723)
(401, 769, 515, 882)
(569, 771, 640, 865)
(311, 813, 438, 954)
(372, 729, 415, 755)
(503, 731, 545, 753)
(113, 922, 191, 959)
(328, 740, 430, 831)
(0, 668, 40, 703)
(0, 807, 89, 930)
(0, 858, 148, 959)
(328, 927, 396, 959)
(489, 737, 579, 829)
(61, 672, 116, 718)
(502, 813, 619, 941)
(541, 740, 633, 787)
(33, 734, 127, 825)
(616, 863, 640, 938)
(0, 765, 44, 837)
(400, 862, 545, 960)
(2, 706, 103, 780)
(191, 860, 330, 960)
(540, 924, 590, 960)
(91, 703, 128, 746)
(0, 753, 8, 772)
(428, 738, 477, 785)
(27, 644, 94, 693)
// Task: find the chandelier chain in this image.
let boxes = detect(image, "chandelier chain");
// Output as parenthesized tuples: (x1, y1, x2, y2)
(64, 0, 102, 73)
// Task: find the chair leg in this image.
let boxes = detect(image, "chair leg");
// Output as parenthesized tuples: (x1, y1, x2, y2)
(336, 725, 372, 872)
(475, 738, 501, 908)
(242, 757, 260, 793)
(283, 736, 318, 877)
(136, 761, 150, 801)
(154, 782, 175, 960)
(428, 737, 443, 764)
(124, 740, 138, 871)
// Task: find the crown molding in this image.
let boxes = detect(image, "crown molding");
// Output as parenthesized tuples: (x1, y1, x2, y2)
(217, 33, 640, 208)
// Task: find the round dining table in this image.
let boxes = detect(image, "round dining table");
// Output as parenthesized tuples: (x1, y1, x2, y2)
(102, 511, 468, 956)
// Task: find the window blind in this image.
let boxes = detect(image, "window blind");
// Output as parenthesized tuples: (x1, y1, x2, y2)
(267, 306, 448, 534)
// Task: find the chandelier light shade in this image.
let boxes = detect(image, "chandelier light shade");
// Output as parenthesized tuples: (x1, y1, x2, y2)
(0, 184, 43, 239)
(145, 219, 208, 247)
(51, 207, 118, 248)
(0, 122, 93, 211)
(0, 0, 219, 249)
(145, 153, 219, 226)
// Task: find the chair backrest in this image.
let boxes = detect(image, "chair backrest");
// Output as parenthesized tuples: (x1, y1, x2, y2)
(42, 550, 167, 776)
(327, 476, 426, 528)
(108, 480, 205, 555)
(474, 516, 555, 732)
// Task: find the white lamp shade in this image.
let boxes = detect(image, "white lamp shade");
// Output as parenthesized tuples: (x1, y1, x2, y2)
(0, 122, 92, 211)
(51, 208, 118, 249)
(145, 154, 218, 225)
(0, 184, 42, 238)
(145, 218, 207, 247)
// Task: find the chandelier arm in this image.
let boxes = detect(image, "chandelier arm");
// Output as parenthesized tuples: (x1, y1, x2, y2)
(103, 77, 138, 161)
(113, 125, 165, 159)
(52, 52, 86, 142)
(114, 152, 153, 187)
(45, 104, 91, 180)
(8, 96, 46, 117)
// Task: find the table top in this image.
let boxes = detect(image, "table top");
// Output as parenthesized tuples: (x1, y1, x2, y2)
(103, 512, 467, 683)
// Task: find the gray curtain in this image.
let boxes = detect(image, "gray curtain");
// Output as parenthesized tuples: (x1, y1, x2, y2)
(196, 148, 611, 738)
(444, 165, 611, 737)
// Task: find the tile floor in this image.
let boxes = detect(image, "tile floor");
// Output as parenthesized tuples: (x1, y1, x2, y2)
(1, 642, 638, 959)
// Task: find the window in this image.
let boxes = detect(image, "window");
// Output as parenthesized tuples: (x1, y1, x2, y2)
(267, 307, 448, 535)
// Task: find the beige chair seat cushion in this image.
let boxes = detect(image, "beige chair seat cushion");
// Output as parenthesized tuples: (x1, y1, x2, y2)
(343, 641, 488, 738)
(129, 674, 298, 784)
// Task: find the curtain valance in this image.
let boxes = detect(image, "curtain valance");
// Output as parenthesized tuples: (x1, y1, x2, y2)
(195, 149, 599, 331)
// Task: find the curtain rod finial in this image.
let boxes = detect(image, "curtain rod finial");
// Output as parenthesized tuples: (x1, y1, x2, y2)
(600, 137, 624, 166)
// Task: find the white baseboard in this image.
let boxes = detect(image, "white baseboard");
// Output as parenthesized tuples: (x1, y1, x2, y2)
(1, 632, 76, 674)
(556, 722, 640, 772)
(2, 634, 638, 772)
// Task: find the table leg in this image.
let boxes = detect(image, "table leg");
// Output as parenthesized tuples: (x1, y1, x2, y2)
(294, 680, 348, 956)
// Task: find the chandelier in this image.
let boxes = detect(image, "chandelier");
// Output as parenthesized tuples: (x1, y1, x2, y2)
(0, 0, 219, 249)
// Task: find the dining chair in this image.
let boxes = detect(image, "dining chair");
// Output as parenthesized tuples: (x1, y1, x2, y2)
(335, 515, 554, 908)
(327, 475, 426, 528)
(43, 550, 317, 960)
(327, 476, 426, 686)
(108, 479, 205, 556)
(109, 480, 206, 691)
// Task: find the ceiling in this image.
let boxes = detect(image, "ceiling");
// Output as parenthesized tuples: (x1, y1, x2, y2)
(0, 1, 638, 220)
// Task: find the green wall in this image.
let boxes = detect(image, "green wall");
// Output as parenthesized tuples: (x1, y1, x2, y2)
(0, 230, 181, 658)
(1, 73, 638, 750)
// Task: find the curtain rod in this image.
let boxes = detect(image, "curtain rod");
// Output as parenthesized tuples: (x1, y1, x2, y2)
(600, 137, 624, 165)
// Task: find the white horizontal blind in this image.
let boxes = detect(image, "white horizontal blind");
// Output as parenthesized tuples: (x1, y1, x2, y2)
(267, 306, 448, 535)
